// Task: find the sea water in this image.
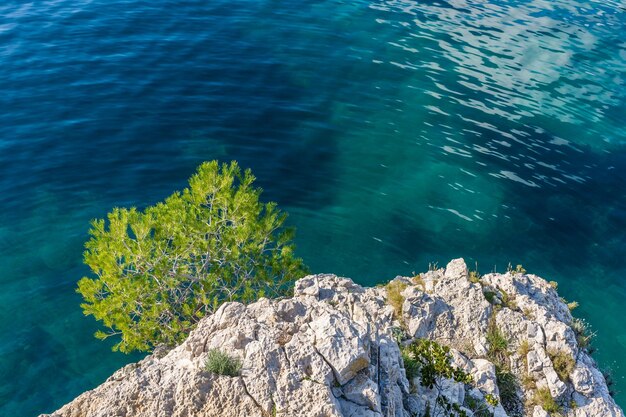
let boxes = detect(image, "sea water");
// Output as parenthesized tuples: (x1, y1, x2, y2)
(1, 0, 625, 415)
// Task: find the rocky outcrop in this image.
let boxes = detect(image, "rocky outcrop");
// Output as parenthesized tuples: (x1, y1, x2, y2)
(41, 259, 623, 417)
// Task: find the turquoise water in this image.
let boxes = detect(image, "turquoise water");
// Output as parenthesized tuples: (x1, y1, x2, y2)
(1, 0, 626, 414)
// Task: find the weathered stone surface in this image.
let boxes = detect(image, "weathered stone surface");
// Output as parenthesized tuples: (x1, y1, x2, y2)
(41, 259, 623, 417)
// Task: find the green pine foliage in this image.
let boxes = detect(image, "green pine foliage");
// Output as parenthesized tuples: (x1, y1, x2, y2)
(404, 339, 472, 389)
(77, 161, 309, 353)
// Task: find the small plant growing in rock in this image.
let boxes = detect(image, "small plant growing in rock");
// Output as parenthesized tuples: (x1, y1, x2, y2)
(485, 394, 499, 407)
(567, 301, 579, 311)
(385, 280, 407, 319)
(402, 339, 475, 416)
(205, 348, 242, 377)
(549, 281, 559, 290)
(498, 289, 517, 310)
(413, 273, 426, 290)
(506, 262, 526, 275)
(401, 348, 420, 382)
(469, 262, 481, 284)
(465, 394, 497, 417)
(521, 374, 537, 390)
(486, 319, 508, 367)
(392, 327, 408, 344)
(522, 307, 535, 321)
(407, 339, 473, 388)
(547, 349, 575, 383)
(571, 318, 595, 352)
(495, 367, 521, 415)
(485, 319, 523, 415)
(483, 290, 497, 305)
(518, 339, 531, 369)
(435, 395, 473, 417)
(531, 388, 561, 414)
(518, 340, 531, 358)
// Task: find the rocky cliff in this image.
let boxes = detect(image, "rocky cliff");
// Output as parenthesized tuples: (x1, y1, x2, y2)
(41, 259, 623, 417)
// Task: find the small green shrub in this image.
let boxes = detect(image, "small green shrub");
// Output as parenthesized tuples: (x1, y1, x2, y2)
(532, 388, 560, 413)
(385, 280, 407, 319)
(464, 395, 480, 410)
(401, 348, 419, 381)
(499, 289, 517, 310)
(404, 339, 472, 388)
(515, 265, 526, 274)
(567, 301, 579, 311)
(548, 349, 575, 382)
(485, 394, 499, 407)
(392, 327, 407, 344)
(435, 395, 472, 417)
(205, 348, 242, 377)
(496, 367, 520, 415)
(465, 394, 495, 417)
(484, 291, 497, 304)
(549, 281, 559, 290)
(571, 318, 595, 351)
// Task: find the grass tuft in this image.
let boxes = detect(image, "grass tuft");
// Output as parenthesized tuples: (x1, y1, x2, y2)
(413, 274, 426, 290)
(531, 388, 561, 413)
(571, 317, 595, 352)
(486, 318, 508, 367)
(401, 348, 419, 381)
(496, 366, 521, 415)
(205, 348, 242, 377)
(567, 300, 579, 311)
(548, 349, 575, 383)
(385, 280, 408, 319)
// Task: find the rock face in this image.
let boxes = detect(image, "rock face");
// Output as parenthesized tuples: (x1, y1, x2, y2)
(41, 259, 623, 417)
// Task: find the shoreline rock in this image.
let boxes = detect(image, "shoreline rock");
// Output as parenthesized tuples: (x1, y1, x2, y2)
(41, 259, 623, 417)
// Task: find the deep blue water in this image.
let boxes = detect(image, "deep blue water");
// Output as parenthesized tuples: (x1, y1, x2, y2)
(1, 0, 626, 415)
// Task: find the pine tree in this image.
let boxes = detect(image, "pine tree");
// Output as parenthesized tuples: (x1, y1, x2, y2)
(77, 161, 308, 353)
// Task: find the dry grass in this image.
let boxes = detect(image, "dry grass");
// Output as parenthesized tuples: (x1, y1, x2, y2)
(521, 374, 537, 390)
(385, 280, 407, 319)
(548, 349, 575, 383)
(531, 388, 561, 414)
(412, 274, 425, 290)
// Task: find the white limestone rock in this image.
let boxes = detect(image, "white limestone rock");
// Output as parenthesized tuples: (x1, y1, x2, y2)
(41, 259, 623, 417)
